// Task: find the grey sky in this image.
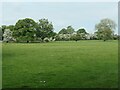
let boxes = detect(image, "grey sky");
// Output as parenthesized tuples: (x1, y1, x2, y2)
(1, 2, 118, 34)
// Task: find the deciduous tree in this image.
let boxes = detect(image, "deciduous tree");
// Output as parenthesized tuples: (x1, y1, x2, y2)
(13, 18, 37, 42)
(95, 18, 116, 41)
(36, 18, 55, 41)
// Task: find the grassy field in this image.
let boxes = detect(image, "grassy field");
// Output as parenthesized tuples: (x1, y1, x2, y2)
(2, 40, 118, 88)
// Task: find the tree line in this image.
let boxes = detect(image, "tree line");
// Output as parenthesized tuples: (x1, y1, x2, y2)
(0, 18, 119, 43)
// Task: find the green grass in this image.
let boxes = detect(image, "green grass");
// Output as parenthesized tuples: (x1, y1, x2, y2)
(2, 40, 118, 88)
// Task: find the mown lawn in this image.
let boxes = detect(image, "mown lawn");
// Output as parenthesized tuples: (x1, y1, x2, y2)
(2, 40, 118, 88)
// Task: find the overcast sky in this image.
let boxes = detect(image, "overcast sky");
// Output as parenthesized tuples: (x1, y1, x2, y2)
(1, 2, 118, 34)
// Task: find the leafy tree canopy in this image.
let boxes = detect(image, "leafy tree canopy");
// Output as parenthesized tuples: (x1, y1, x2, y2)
(77, 28, 87, 34)
(13, 18, 37, 42)
(95, 18, 116, 41)
(36, 18, 54, 40)
(59, 26, 75, 34)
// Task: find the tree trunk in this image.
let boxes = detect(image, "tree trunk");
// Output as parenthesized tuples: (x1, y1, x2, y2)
(27, 41, 29, 43)
(104, 39, 106, 41)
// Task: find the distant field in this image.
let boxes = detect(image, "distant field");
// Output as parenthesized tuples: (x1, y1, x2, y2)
(2, 40, 118, 88)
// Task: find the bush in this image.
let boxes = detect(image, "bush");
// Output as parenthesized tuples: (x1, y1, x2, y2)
(44, 38, 50, 42)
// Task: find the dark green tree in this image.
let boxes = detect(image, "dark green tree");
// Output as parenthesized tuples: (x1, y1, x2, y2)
(36, 18, 55, 41)
(1, 25, 7, 33)
(66, 26, 75, 34)
(13, 18, 37, 43)
(0, 27, 2, 40)
(77, 28, 87, 34)
(77, 28, 87, 40)
(7, 25, 15, 31)
(70, 34, 81, 41)
(58, 26, 75, 34)
(58, 28, 67, 34)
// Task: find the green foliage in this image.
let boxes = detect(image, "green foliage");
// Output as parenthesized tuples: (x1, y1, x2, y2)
(77, 28, 87, 34)
(95, 18, 116, 41)
(0, 27, 2, 40)
(1, 25, 7, 33)
(76, 28, 88, 40)
(7, 25, 15, 31)
(0, 18, 118, 42)
(13, 18, 37, 42)
(113, 34, 119, 40)
(36, 18, 55, 40)
(59, 26, 75, 34)
(1, 18, 56, 42)
(66, 26, 75, 34)
(58, 28, 67, 34)
(70, 34, 81, 41)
